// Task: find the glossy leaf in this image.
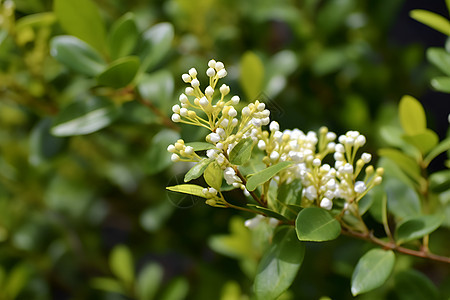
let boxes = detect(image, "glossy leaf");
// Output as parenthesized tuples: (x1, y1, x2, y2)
(246, 162, 292, 191)
(429, 169, 450, 193)
(394, 269, 439, 300)
(97, 56, 140, 89)
(229, 137, 254, 165)
(240, 51, 264, 100)
(29, 118, 66, 165)
(398, 95, 426, 136)
(91, 277, 125, 294)
(204, 161, 223, 190)
(254, 227, 305, 300)
(395, 214, 443, 244)
(51, 97, 119, 136)
(378, 148, 421, 183)
(410, 9, 450, 36)
(385, 177, 421, 220)
(50, 35, 106, 76)
(295, 207, 341, 242)
(109, 245, 134, 286)
(427, 48, 450, 76)
(185, 142, 215, 151)
(247, 205, 288, 221)
(424, 136, 450, 166)
(146, 129, 179, 175)
(430, 76, 450, 93)
(137, 263, 163, 300)
(403, 129, 439, 155)
(351, 249, 395, 296)
(138, 70, 174, 107)
(108, 13, 139, 60)
(53, 0, 107, 53)
(140, 23, 174, 71)
(184, 158, 214, 182)
(166, 184, 207, 198)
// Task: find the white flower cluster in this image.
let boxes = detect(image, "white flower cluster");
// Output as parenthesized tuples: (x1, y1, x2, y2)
(167, 139, 199, 163)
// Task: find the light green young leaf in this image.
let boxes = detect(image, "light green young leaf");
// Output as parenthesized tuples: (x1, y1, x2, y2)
(246, 162, 292, 191)
(240, 51, 264, 100)
(430, 76, 450, 93)
(394, 269, 439, 300)
(137, 263, 164, 300)
(395, 214, 444, 245)
(184, 158, 214, 182)
(295, 207, 341, 242)
(399, 95, 426, 136)
(424, 136, 450, 166)
(204, 161, 223, 190)
(97, 56, 140, 89)
(140, 23, 174, 72)
(254, 226, 305, 300)
(15, 12, 56, 31)
(53, 0, 107, 53)
(4, 264, 29, 299)
(229, 137, 254, 165)
(429, 169, 450, 193)
(110, 245, 134, 286)
(160, 277, 189, 300)
(51, 97, 120, 136)
(427, 48, 450, 76)
(402, 129, 439, 155)
(378, 148, 422, 184)
(185, 142, 215, 151)
(91, 277, 125, 294)
(108, 13, 139, 60)
(351, 249, 395, 296)
(410, 9, 450, 36)
(166, 184, 207, 198)
(50, 36, 106, 76)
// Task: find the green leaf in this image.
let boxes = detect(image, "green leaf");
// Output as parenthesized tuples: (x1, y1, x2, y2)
(378, 148, 421, 184)
(53, 0, 107, 53)
(138, 70, 174, 107)
(395, 214, 444, 245)
(16, 12, 56, 31)
(229, 137, 254, 165)
(403, 129, 439, 155)
(246, 162, 292, 191)
(247, 204, 288, 221)
(204, 162, 223, 190)
(166, 184, 207, 198)
(51, 97, 119, 136)
(424, 137, 450, 166)
(254, 226, 305, 300)
(108, 13, 139, 60)
(50, 35, 106, 76)
(185, 142, 215, 151)
(29, 118, 66, 165)
(385, 177, 421, 220)
(160, 277, 189, 300)
(429, 169, 450, 193)
(427, 48, 450, 76)
(410, 9, 450, 36)
(399, 95, 426, 135)
(4, 264, 29, 299)
(184, 158, 214, 182)
(97, 56, 140, 89)
(240, 51, 265, 100)
(295, 207, 341, 242)
(109, 245, 134, 286)
(394, 269, 439, 300)
(137, 263, 163, 300)
(140, 23, 174, 72)
(430, 76, 450, 93)
(278, 179, 303, 218)
(146, 129, 179, 175)
(91, 277, 125, 294)
(312, 48, 347, 76)
(351, 249, 395, 296)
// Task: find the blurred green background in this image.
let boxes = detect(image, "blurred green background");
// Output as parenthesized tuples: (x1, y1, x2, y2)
(0, 0, 449, 299)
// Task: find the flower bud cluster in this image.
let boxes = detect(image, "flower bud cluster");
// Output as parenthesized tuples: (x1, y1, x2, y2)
(167, 139, 200, 163)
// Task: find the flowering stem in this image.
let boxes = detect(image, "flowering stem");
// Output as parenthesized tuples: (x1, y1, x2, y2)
(234, 166, 266, 207)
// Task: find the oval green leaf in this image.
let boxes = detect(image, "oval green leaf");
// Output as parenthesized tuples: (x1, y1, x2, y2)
(91, 277, 125, 294)
(229, 137, 254, 165)
(295, 207, 341, 242)
(51, 35, 106, 76)
(351, 249, 395, 296)
(246, 161, 292, 191)
(146, 129, 179, 175)
(240, 51, 264, 100)
(247, 204, 288, 221)
(109, 245, 134, 286)
(51, 97, 119, 136)
(430, 76, 450, 93)
(402, 129, 439, 155)
(385, 177, 421, 220)
(424, 136, 450, 166)
(108, 13, 139, 60)
(394, 269, 439, 300)
(140, 23, 174, 72)
(185, 142, 215, 151)
(395, 214, 444, 245)
(399, 95, 426, 136)
(137, 263, 163, 300)
(97, 56, 140, 89)
(137, 70, 174, 106)
(427, 48, 450, 76)
(184, 158, 214, 182)
(429, 169, 450, 193)
(204, 161, 223, 190)
(378, 148, 422, 184)
(166, 184, 207, 198)
(254, 226, 305, 300)
(410, 9, 450, 36)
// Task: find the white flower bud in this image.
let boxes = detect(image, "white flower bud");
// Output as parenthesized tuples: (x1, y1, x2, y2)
(312, 158, 321, 167)
(208, 187, 218, 195)
(361, 152, 371, 163)
(184, 146, 194, 155)
(374, 176, 382, 185)
(191, 78, 200, 88)
(208, 59, 216, 68)
(334, 152, 344, 161)
(172, 104, 181, 113)
(215, 61, 224, 70)
(179, 93, 188, 103)
(231, 96, 240, 105)
(231, 118, 238, 126)
(270, 151, 280, 161)
(180, 108, 188, 117)
(326, 132, 337, 141)
(167, 145, 176, 152)
(269, 121, 279, 132)
(199, 96, 209, 107)
(205, 86, 214, 97)
(206, 67, 216, 77)
(220, 119, 229, 127)
(188, 68, 197, 77)
(171, 114, 181, 122)
(355, 135, 366, 147)
(220, 84, 230, 95)
(228, 107, 237, 117)
(209, 133, 221, 143)
(171, 153, 180, 162)
(304, 186, 317, 201)
(335, 144, 345, 153)
(354, 181, 366, 193)
(242, 107, 251, 116)
(252, 118, 262, 127)
(217, 69, 227, 78)
(320, 198, 333, 210)
(185, 87, 194, 95)
(182, 73, 191, 83)
(258, 140, 266, 150)
(261, 117, 270, 125)
(257, 103, 265, 111)
(343, 163, 353, 174)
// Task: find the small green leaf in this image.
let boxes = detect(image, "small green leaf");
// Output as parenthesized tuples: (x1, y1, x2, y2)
(394, 269, 439, 300)
(395, 214, 444, 245)
(254, 226, 305, 300)
(53, 0, 107, 53)
(403, 129, 439, 155)
(4, 264, 29, 299)
(185, 142, 215, 151)
(427, 48, 450, 76)
(424, 136, 450, 166)
(351, 249, 395, 296)
(430, 76, 450, 93)
(204, 161, 223, 190)
(16, 12, 56, 31)
(51, 97, 119, 136)
(108, 13, 139, 60)
(160, 277, 189, 300)
(247, 205, 288, 221)
(184, 158, 214, 182)
(378, 148, 422, 184)
(385, 177, 421, 220)
(50, 36, 106, 76)
(399, 95, 426, 136)
(140, 23, 174, 71)
(146, 129, 179, 175)
(137, 263, 163, 300)
(97, 56, 140, 89)
(295, 207, 341, 242)
(229, 137, 254, 165)
(138, 70, 174, 107)
(429, 169, 450, 193)
(109, 245, 134, 286)
(91, 277, 125, 294)
(246, 162, 292, 191)
(240, 51, 265, 100)
(166, 184, 207, 198)
(29, 118, 66, 165)
(410, 9, 450, 36)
